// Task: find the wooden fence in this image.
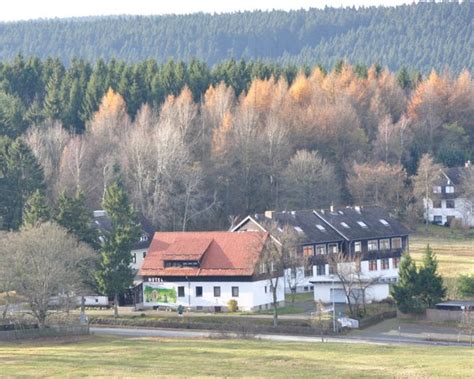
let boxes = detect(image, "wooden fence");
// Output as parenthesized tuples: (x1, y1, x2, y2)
(0, 325, 89, 341)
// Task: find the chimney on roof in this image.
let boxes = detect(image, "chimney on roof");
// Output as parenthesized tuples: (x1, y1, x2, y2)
(264, 210, 274, 219)
(354, 205, 361, 214)
(466, 160, 472, 168)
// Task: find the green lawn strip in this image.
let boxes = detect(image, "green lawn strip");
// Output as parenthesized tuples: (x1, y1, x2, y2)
(0, 336, 472, 378)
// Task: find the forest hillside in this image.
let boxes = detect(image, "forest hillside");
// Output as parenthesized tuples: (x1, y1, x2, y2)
(0, 2, 471, 72)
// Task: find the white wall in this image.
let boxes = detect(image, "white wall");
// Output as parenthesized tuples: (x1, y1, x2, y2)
(426, 198, 474, 227)
(310, 257, 399, 304)
(312, 282, 390, 303)
(284, 267, 314, 293)
(131, 248, 148, 284)
(140, 277, 285, 311)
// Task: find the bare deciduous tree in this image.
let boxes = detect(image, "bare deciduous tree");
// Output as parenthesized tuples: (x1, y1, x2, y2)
(328, 252, 381, 318)
(282, 150, 340, 209)
(4, 222, 95, 327)
(258, 224, 301, 327)
(348, 162, 408, 212)
(24, 121, 71, 201)
(412, 154, 443, 230)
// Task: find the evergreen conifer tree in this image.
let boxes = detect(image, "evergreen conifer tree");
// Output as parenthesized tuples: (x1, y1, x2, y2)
(390, 253, 423, 313)
(95, 182, 141, 317)
(43, 66, 63, 121)
(419, 244, 446, 307)
(0, 137, 45, 230)
(22, 190, 50, 227)
(55, 191, 98, 248)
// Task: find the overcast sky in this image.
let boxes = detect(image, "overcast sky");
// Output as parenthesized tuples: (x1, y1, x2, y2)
(1, 1, 413, 21)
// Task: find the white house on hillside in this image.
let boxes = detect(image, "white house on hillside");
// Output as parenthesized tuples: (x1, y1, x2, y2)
(425, 161, 474, 227)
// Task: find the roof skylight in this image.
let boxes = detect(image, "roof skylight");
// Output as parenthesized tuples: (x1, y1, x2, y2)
(357, 221, 368, 228)
(316, 224, 326, 231)
(379, 219, 390, 226)
(294, 226, 304, 233)
(340, 222, 350, 229)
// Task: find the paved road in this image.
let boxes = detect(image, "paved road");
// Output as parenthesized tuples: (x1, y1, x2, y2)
(91, 326, 472, 347)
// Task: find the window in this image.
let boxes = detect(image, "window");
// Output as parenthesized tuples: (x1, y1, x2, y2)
(178, 286, 185, 297)
(369, 260, 378, 271)
(328, 263, 336, 275)
(315, 244, 326, 255)
(434, 215, 443, 224)
(316, 264, 325, 276)
(433, 186, 442, 194)
(305, 265, 313, 277)
(392, 257, 400, 269)
(357, 221, 368, 228)
(259, 262, 266, 274)
(316, 224, 326, 231)
(445, 186, 454, 193)
(380, 239, 390, 250)
(294, 226, 304, 234)
(213, 286, 221, 297)
(379, 219, 390, 226)
(392, 237, 402, 249)
(432, 200, 441, 209)
(368, 240, 378, 251)
(264, 286, 267, 293)
(232, 286, 239, 297)
(303, 245, 314, 258)
(446, 200, 455, 209)
(354, 241, 361, 253)
(381, 258, 390, 270)
(143, 252, 147, 258)
(340, 222, 350, 229)
(328, 243, 338, 254)
(131, 253, 136, 264)
(196, 286, 203, 297)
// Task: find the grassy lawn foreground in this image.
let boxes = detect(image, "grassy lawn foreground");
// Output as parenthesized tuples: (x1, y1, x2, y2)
(0, 336, 472, 378)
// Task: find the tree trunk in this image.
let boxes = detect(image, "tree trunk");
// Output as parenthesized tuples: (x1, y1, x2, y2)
(1, 291, 10, 320)
(291, 288, 296, 303)
(114, 293, 119, 318)
(272, 281, 278, 327)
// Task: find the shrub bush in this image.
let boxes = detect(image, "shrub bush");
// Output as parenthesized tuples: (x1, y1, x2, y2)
(227, 299, 238, 312)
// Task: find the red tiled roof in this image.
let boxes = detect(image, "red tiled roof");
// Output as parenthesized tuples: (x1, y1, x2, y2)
(140, 231, 268, 277)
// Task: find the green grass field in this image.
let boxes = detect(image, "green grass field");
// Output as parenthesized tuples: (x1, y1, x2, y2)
(410, 231, 474, 299)
(0, 336, 472, 378)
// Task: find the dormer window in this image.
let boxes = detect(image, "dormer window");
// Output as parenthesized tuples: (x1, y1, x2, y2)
(294, 226, 304, 233)
(140, 234, 148, 242)
(164, 260, 199, 268)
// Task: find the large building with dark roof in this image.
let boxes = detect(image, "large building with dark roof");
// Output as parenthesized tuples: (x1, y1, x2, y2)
(233, 206, 410, 303)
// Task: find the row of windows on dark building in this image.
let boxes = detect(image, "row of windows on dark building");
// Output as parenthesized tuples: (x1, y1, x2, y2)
(302, 237, 403, 258)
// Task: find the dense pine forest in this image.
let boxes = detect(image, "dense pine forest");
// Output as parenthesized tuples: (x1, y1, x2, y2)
(0, 53, 472, 232)
(0, 2, 472, 72)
